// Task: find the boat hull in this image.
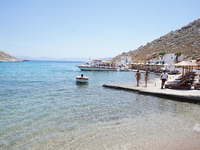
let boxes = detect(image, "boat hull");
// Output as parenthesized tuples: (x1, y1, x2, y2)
(78, 66, 117, 71)
(76, 76, 89, 82)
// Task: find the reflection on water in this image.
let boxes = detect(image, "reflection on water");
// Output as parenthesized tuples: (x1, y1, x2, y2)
(76, 81, 89, 86)
(5, 94, 199, 150)
(60, 96, 200, 150)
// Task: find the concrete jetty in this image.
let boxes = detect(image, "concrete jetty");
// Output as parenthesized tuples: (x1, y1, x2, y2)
(103, 75, 200, 103)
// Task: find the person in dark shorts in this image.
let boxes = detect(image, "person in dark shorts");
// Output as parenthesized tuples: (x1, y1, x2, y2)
(160, 70, 168, 89)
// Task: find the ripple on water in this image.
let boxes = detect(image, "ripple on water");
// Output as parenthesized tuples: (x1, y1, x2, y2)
(1, 61, 200, 150)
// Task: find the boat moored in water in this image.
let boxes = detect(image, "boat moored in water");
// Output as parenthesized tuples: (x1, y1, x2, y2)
(76, 74, 89, 83)
(22, 59, 30, 62)
(77, 60, 117, 71)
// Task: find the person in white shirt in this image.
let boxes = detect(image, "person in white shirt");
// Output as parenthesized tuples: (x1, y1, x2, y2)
(160, 70, 168, 89)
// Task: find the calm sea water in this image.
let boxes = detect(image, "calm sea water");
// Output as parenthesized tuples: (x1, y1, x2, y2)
(1, 61, 200, 150)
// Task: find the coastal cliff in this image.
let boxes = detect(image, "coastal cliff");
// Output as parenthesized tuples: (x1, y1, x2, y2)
(0, 51, 22, 62)
(112, 19, 200, 62)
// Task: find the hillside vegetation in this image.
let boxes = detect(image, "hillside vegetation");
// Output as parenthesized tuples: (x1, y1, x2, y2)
(111, 19, 200, 63)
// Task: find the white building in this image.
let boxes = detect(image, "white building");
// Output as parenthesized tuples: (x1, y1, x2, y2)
(163, 53, 184, 71)
(117, 55, 132, 66)
(149, 53, 184, 71)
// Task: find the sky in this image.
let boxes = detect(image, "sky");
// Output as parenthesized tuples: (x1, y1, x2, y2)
(0, 0, 200, 60)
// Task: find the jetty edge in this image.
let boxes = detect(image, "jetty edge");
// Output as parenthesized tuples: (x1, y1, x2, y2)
(102, 77, 200, 104)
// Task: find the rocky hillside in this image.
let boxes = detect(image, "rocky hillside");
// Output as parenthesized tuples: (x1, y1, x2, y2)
(0, 51, 22, 62)
(111, 19, 200, 63)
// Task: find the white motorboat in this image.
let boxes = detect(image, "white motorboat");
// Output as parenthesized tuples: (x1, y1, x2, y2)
(77, 60, 117, 71)
(76, 74, 89, 83)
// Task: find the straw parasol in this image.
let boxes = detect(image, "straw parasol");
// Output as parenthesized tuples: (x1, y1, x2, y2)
(148, 63, 156, 70)
(164, 63, 170, 66)
(174, 61, 198, 67)
(173, 61, 198, 75)
(164, 63, 170, 70)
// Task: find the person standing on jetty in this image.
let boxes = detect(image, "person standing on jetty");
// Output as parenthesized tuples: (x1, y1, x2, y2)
(160, 70, 168, 89)
(144, 71, 149, 87)
(135, 70, 141, 86)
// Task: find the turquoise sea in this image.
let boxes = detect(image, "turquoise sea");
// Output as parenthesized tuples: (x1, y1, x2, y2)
(1, 61, 200, 150)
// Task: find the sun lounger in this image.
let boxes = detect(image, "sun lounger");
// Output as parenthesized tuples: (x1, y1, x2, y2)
(165, 84, 191, 89)
(194, 83, 200, 89)
(165, 79, 192, 89)
(168, 70, 180, 75)
(165, 71, 197, 90)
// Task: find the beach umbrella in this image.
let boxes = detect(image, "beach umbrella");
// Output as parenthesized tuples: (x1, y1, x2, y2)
(164, 63, 170, 70)
(173, 61, 198, 75)
(145, 62, 150, 65)
(173, 61, 198, 67)
(164, 63, 170, 66)
(156, 63, 163, 67)
(149, 63, 155, 70)
(154, 63, 163, 71)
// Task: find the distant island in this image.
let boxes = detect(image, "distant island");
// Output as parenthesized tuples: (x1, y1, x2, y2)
(0, 51, 22, 62)
(0, 51, 113, 62)
(14, 56, 113, 62)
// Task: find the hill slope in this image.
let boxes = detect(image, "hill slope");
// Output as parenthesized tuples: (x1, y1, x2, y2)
(0, 51, 22, 62)
(112, 19, 200, 63)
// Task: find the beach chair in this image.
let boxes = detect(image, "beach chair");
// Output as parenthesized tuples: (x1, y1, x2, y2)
(165, 79, 192, 89)
(194, 77, 200, 89)
(194, 83, 200, 89)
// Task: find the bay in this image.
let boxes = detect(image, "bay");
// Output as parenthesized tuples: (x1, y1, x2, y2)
(0, 61, 200, 150)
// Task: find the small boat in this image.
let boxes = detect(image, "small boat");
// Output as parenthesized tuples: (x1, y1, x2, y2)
(76, 74, 89, 83)
(77, 60, 117, 71)
(23, 59, 29, 62)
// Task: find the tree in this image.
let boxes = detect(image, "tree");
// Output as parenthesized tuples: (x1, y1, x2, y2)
(159, 51, 166, 60)
(175, 51, 182, 62)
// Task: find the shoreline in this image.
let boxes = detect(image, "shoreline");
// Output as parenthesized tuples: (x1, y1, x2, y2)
(103, 75, 200, 104)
